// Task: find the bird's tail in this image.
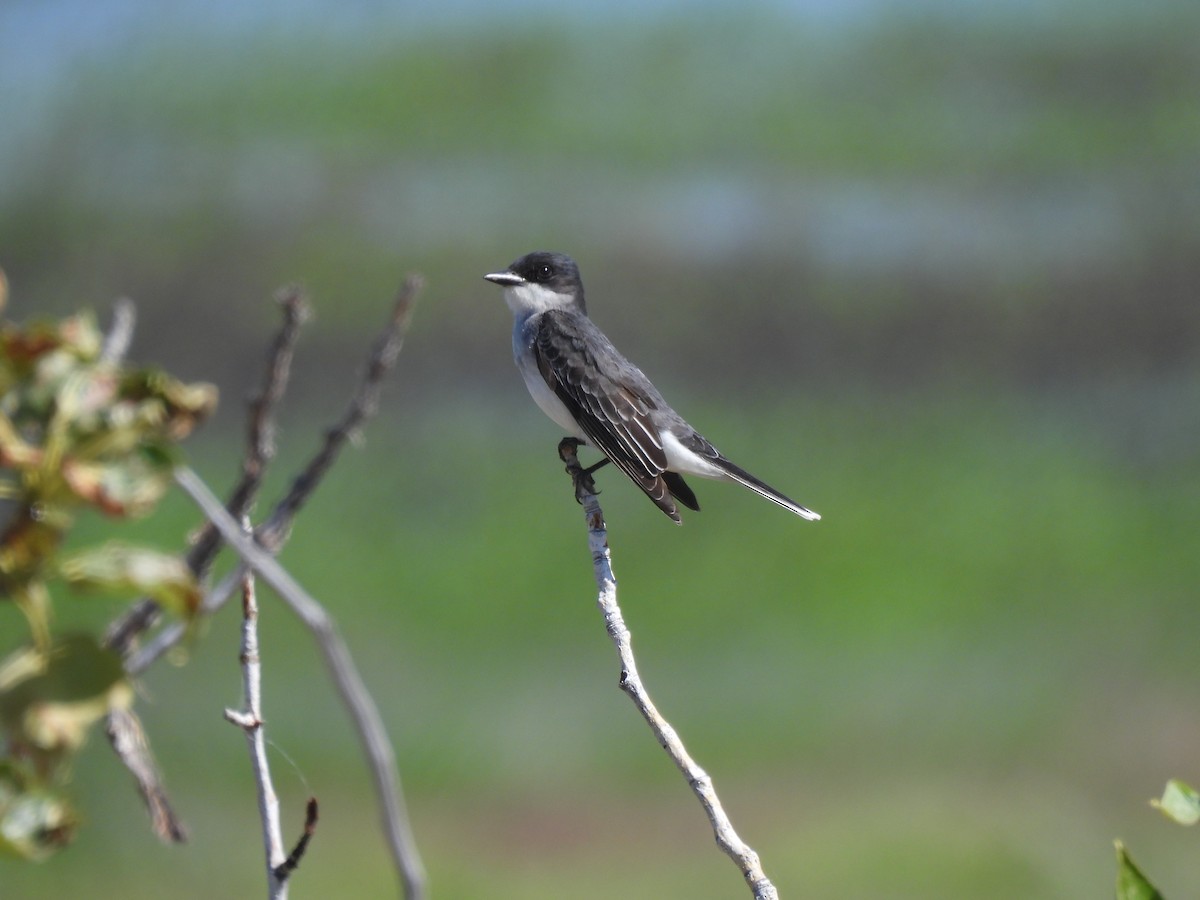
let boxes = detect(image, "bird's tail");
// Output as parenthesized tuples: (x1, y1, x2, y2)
(716, 457, 821, 521)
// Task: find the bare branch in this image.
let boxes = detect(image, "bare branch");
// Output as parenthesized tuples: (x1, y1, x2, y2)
(274, 798, 319, 883)
(104, 706, 188, 844)
(558, 439, 780, 900)
(173, 465, 426, 900)
(189, 286, 311, 578)
(103, 596, 166, 658)
(223, 563, 291, 899)
(257, 274, 421, 551)
(100, 297, 137, 365)
(101, 290, 313, 842)
(106, 278, 423, 890)
(125, 567, 238, 675)
(121, 276, 421, 670)
(105, 287, 310, 656)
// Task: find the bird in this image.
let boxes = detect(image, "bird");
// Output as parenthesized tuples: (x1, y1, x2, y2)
(484, 250, 820, 525)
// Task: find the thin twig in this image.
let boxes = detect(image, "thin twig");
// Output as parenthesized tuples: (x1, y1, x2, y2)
(96, 299, 190, 843)
(257, 274, 421, 551)
(122, 276, 421, 670)
(275, 798, 319, 883)
(125, 567, 239, 675)
(558, 439, 780, 900)
(190, 286, 311, 578)
(173, 465, 425, 900)
(109, 278, 423, 894)
(100, 298, 137, 364)
(104, 706, 189, 844)
(105, 287, 310, 656)
(223, 562, 291, 898)
(102, 291, 311, 841)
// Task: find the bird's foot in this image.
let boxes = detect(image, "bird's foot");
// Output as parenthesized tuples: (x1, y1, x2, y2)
(557, 438, 608, 505)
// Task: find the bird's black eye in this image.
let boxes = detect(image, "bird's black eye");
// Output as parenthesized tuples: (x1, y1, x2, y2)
(536, 264, 554, 282)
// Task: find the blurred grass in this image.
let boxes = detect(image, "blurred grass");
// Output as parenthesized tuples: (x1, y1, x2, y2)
(4, 6, 1195, 437)
(6, 5, 1197, 324)
(69, 9, 1200, 173)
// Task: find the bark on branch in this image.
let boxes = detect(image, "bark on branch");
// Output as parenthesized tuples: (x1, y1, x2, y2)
(101, 279, 425, 897)
(558, 438, 780, 900)
(222, 561, 302, 899)
(173, 466, 425, 900)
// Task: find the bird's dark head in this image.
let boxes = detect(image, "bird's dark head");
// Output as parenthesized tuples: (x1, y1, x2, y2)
(484, 251, 586, 317)
(505, 251, 581, 293)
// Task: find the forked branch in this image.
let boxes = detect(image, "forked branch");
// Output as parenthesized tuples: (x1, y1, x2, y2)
(223, 561, 307, 899)
(103, 278, 425, 897)
(174, 466, 425, 900)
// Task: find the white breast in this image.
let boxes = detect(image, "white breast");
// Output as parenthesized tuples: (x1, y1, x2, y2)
(513, 315, 586, 441)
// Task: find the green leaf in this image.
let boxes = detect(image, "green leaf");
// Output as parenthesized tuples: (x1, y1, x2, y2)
(59, 447, 175, 517)
(119, 368, 218, 440)
(0, 314, 103, 422)
(10, 581, 52, 654)
(0, 512, 65, 591)
(59, 542, 201, 615)
(1115, 840, 1165, 900)
(0, 636, 132, 779)
(0, 762, 79, 860)
(1152, 779, 1200, 826)
(0, 312, 100, 374)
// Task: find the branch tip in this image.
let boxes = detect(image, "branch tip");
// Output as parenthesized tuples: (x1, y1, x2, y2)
(273, 797, 320, 883)
(102, 278, 425, 896)
(100, 297, 137, 364)
(559, 443, 779, 898)
(105, 707, 189, 844)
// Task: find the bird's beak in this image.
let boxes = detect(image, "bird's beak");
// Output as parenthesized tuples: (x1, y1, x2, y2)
(484, 271, 525, 286)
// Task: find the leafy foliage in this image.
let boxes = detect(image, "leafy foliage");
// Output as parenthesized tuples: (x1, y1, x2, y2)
(1119, 779, 1200, 895)
(0, 272, 215, 858)
(0, 759, 79, 861)
(1154, 780, 1200, 827)
(0, 636, 131, 782)
(1115, 841, 1165, 900)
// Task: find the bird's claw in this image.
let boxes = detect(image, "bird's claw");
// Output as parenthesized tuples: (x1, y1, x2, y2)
(558, 437, 600, 505)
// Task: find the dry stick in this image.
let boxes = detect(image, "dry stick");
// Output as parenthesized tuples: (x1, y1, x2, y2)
(99, 297, 137, 365)
(104, 707, 188, 843)
(127, 566, 244, 675)
(119, 279, 423, 894)
(96, 296, 187, 844)
(225, 563, 319, 892)
(188, 286, 311, 580)
(105, 286, 310, 656)
(103, 290, 309, 844)
(275, 798, 319, 883)
(173, 465, 425, 900)
(558, 440, 780, 900)
(127, 275, 420, 673)
(255, 274, 422, 552)
(223, 562, 292, 899)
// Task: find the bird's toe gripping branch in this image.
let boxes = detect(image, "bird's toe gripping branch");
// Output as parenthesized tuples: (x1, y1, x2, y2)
(557, 438, 609, 505)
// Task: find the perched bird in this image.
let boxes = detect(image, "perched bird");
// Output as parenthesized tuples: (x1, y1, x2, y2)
(484, 251, 820, 524)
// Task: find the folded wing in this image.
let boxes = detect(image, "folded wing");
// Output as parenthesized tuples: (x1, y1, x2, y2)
(533, 310, 698, 522)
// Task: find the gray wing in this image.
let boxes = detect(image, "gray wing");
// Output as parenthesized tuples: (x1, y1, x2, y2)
(533, 310, 692, 522)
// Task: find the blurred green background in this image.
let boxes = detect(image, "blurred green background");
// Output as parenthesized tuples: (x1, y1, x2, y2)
(3, 0, 1199, 896)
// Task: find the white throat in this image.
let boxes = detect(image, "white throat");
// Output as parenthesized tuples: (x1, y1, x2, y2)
(503, 282, 572, 320)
